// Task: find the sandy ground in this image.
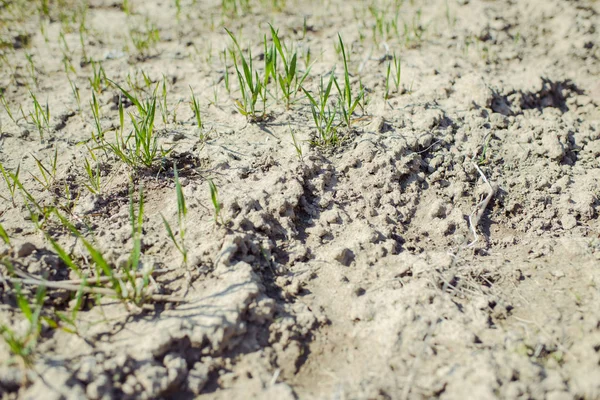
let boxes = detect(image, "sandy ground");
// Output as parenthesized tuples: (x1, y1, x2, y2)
(0, 0, 599, 398)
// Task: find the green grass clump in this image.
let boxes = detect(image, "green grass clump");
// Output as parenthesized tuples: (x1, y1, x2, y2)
(303, 73, 339, 146)
(226, 28, 274, 121)
(333, 34, 363, 128)
(28, 91, 51, 140)
(98, 80, 173, 169)
(0, 281, 46, 369)
(269, 25, 311, 110)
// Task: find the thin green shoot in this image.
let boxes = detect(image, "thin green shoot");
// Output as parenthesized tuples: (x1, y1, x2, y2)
(101, 82, 173, 169)
(289, 125, 303, 162)
(1, 94, 16, 124)
(0, 162, 20, 206)
(302, 73, 339, 146)
(208, 179, 223, 225)
(90, 91, 104, 144)
(29, 91, 51, 140)
(89, 61, 107, 94)
(222, 49, 230, 93)
(225, 28, 266, 120)
(160, 164, 188, 266)
(83, 150, 102, 195)
(55, 276, 86, 335)
(30, 147, 58, 190)
(0, 279, 46, 369)
(270, 25, 311, 109)
(0, 222, 10, 246)
(68, 75, 81, 111)
(189, 86, 204, 140)
(333, 34, 363, 128)
(25, 52, 38, 87)
(159, 76, 169, 125)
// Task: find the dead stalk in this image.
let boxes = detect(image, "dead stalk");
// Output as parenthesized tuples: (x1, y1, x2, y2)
(467, 162, 498, 248)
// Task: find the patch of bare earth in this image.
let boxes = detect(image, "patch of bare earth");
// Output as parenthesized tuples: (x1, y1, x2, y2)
(0, 0, 599, 399)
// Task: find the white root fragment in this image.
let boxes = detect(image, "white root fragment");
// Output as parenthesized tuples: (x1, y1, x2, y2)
(467, 162, 499, 248)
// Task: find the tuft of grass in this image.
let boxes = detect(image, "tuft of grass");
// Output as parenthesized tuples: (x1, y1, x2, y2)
(83, 147, 102, 195)
(89, 61, 107, 94)
(159, 75, 169, 125)
(52, 186, 153, 305)
(90, 91, 105, 145)
(0, 280, 46, 369)
(0, 222, 11, 246)
(385, 53, 401, 99)
(25, 52, 39, 87)
(225, 28, 270, 120)
(160, 164, 188, 266)
(67, 75, 81, 112)
(289, 125, 303, 162)
(0, 162, 20, 206)
(333, 34, 363, 128)
(189, 86, 204, 140)
(129, 19, 160, 58)
(28, 91, 51, 140)
(208, 179, 223, 225)
(303, 73, 339, 146)
(222, 0, 250, 16)
(54, 277, 86, 335)
(269, 25, 311, 110)
(30, 147, 58, 190)
(100, 80, 173, 169)
(1, 94, 16, 124)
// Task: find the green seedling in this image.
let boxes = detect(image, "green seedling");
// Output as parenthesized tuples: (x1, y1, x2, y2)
(369, 5, 401, 43)
(159, 76, 169, 125)
(0, 281, 46, 369)
(333, 34, 363, 128)
(25, 52, 38, 87)
(123, 0, 130, 15)
(0, 222, 10, 246)
(83, 152, 102, 195)
(30, 147, 58, 190)
(222, 49, 231, 93)
(62, 54, 77, 76)
(289, 125, 303, 162)
(0, 162, 20, 206)
(270, 25, 311, 109)
(160, 164, 188, 266)
(129, 19, 160, 57)
(54, 277, 86, 335)
(89, 61, 107, 94)
(175, 0, 181, 18)
(222, 0, 250, 16)
(303, 73, 339, 146)
(208, 179, 223, 225)
(140, 70, 153, 90)
(67, 75, 81, 111)
(28, 91, 51, 140)
(101, 81, 173, 169)
(189, 86, 204, 140)
(41, 227, 82, 277)
(39, 0, 49, 17)
(90, 91, 105, 144)
(384, 53, 401, 99)
(79, 26, 88, 64)
(225, 28, 267, 120)
(12, 172, 48, 219)
(53, 186, 152, 305)
(0, 94, 16, 124)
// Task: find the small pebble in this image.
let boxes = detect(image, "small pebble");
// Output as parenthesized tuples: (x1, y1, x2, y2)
(17, 242, 37, 258)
